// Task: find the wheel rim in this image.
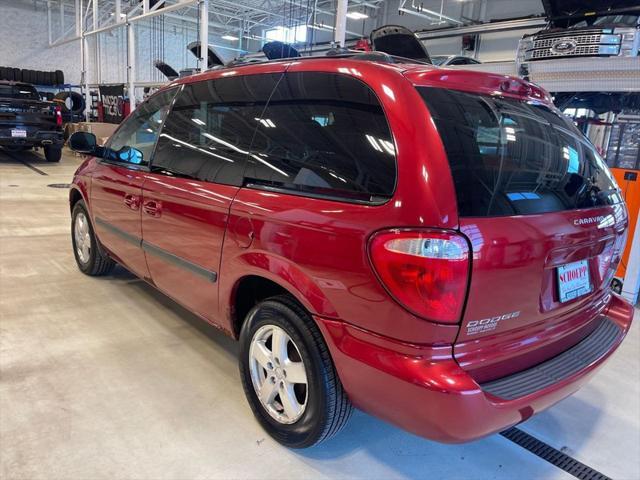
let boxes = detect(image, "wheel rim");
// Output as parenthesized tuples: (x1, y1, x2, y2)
(249, 324, 308, 424)
(74, 212, 91, 264)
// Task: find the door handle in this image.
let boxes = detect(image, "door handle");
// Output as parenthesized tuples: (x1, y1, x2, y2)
(123, 194, 140, 210)
(142, 199, 162, 217)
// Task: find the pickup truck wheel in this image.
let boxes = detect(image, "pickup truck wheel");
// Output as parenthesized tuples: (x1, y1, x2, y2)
(239, 296, 352, 448)
(71, 201, 115, 276)
(44, 146, 62, 162)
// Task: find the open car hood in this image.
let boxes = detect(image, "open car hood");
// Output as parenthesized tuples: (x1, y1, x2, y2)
(542, 0, 639, 19)
(187, 41, 225, 67)
(370, 25, 431, 63)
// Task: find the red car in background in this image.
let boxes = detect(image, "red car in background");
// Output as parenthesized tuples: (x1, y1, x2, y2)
(67, 53, 634, 448)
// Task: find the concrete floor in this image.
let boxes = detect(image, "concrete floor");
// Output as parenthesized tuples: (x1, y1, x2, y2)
(1, 148, 639, 480)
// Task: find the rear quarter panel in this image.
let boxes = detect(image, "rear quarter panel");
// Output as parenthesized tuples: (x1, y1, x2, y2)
(218, 61, 461, 344)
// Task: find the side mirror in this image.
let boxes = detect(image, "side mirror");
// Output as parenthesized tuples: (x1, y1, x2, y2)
(69, 132, 98, 154)
(112, 146, 144, 165)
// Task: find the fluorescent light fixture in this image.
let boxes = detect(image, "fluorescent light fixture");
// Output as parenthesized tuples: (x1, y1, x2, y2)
(346, 11, 368, 20)
(191, 118, 206, 126)
(221, 35, 239, 41)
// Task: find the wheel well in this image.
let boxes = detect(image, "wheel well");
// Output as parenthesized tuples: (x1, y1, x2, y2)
(232, 276, 295, 338)
(69, 188, 82, 211)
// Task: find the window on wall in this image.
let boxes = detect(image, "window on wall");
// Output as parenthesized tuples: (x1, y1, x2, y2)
(244, 72, 397, 202)
(264, 25, 307, 43)
(150, 73, 283, 185)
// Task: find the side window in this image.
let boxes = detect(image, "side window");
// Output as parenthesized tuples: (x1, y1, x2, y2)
(107, 88, 177, 166)
(151, 74, 283, 186)
(244, 72, 397, 202)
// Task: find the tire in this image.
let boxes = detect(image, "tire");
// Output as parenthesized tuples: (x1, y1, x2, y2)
(0, 67, 9, 81)
(239, 295, 352, 448)
(55, 70, 64, 86)
(54, 91, 85, 115)
(12, 68, 21, 82)
(71, 200, 115, 276)
(44, 145, 62, 162)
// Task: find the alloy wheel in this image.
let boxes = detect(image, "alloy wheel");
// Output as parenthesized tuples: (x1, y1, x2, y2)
(248, 324, 308, 424)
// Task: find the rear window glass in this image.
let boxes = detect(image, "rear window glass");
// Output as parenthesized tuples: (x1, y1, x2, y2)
(0, 84, 39, 100)
(419, 87, 622, 217)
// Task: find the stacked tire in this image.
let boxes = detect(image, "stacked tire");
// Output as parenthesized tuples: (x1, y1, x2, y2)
(0, 67, 64, 86)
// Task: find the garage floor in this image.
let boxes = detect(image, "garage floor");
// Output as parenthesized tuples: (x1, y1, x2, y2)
(1, 149, 639, 480)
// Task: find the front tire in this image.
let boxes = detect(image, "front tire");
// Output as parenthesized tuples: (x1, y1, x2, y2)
(239, 296, 352, 448)
(71, 200, 115, 276)
(44, 145, 62, 162)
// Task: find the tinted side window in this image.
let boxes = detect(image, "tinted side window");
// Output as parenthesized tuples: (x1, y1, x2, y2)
(419, 87, 621, 217)
(151, 74, 282, 185)
(107, 88, 177, 166)
(244, 72, 396, 202)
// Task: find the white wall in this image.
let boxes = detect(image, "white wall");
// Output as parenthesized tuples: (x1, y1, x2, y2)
(0, 1, 83, 84)
(0, 0, 547, 88)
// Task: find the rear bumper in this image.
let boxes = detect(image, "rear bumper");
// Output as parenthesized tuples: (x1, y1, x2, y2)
(0, 131, 63, 148)
(316, 293, 633, 443)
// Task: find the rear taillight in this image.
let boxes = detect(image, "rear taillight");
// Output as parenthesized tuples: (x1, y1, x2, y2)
(55, 105, 62, 127)
(369, 229, 470, 324)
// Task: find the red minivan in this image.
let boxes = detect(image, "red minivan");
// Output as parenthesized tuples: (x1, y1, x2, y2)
(68, 53, 634, 448)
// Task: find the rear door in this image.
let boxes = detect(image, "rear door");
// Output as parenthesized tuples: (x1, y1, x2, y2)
(419, 87, 628, 380)
(141, 73, 283, 321)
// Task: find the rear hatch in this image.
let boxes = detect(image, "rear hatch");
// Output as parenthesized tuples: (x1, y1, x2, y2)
(415, 81, 628, 382)
(0, 83, 59, 137)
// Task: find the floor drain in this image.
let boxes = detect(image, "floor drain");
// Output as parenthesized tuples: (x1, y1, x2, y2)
(47, 183, 72, 189)
(500, 427, 611, 480)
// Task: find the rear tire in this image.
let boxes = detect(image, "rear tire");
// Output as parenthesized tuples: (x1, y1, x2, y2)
(44, 145, 62, 162)
(71, 200, 115, 276)
(239, 295, 352, 448)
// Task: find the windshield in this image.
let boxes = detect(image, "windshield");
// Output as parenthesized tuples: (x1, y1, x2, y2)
(430, 56, 448, 66)
(0, 84, 39, 100)
(572, 14, 639, 28)
(419, 87, 622, 217)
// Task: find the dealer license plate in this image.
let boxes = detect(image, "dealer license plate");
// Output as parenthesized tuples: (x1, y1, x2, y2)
(557, 259, 591, 303)
(11, 129, 27, 138)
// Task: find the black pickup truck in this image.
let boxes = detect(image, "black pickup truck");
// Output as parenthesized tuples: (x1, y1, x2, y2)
(0, 80, 64, 162)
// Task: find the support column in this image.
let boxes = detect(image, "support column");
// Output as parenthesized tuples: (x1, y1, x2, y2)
(47, 1, 52, 45)
(199, 0, 209, 72)
(82, 34, 90, 121)
(127, 22, 136, 110)
(115, 0, 121, 23)
(334, 0, 347, 47)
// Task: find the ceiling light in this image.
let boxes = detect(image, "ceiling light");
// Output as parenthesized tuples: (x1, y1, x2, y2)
(221, 35, 239, 41)
(346, 12, 368, 20)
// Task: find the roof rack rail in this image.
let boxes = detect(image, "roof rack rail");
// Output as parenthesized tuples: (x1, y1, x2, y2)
(214, 49, 431, 71)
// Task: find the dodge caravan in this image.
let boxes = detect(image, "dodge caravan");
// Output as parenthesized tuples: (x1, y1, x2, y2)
(68, 53, 634, 448)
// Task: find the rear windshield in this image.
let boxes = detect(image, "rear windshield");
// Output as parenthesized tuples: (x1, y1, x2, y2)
(0, 84, 39, 100)
(419, 87, 622, 217)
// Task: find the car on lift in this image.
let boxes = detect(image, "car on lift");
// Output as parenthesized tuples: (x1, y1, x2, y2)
(0, 80, 64, 162)
(66, 50, 633, 449)
(430, 55, 481, 66)
(517, 1, 640, 65)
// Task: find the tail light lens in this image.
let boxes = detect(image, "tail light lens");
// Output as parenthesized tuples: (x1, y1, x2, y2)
(55, 105, 62, 127)
(369, 229, 470, 324)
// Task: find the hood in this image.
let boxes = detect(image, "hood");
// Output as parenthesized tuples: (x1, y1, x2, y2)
(543, 0, 639, 19)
